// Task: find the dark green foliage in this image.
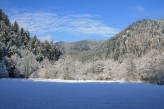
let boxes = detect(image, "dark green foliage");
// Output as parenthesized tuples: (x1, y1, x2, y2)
(4, 57, 15, 77)
(41, 40, 62, 62)
(13, 21, 19, 33)
(0, 47, 3, 60)
(0, 9, 10, 26)
(30, 37, 62, 62)
(21, 28, 30, 46)
(0, 9, 3, 20)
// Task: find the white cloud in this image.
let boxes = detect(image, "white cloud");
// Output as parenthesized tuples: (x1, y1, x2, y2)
(131, 6, 145, 19)
(39, 34, 52, 42)
(9, 11, 120, 39)
(136, 6, 144, 13)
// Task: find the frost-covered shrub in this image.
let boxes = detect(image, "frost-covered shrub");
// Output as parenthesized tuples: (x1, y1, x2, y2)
(11, 49, 40, 78)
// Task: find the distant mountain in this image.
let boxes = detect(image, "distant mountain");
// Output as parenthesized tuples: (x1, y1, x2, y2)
(0, 9, 164, 84)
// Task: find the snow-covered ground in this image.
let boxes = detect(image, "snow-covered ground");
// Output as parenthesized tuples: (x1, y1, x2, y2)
(29, 78, 142, 83)
(0, 79, 164, 109)
(30, 78, 124, 83)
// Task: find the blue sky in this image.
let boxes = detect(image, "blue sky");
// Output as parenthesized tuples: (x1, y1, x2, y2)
(0, 0, 164, 42)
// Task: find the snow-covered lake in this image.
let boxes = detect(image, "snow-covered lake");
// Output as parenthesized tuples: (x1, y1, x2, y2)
(0, 79, 164, 109)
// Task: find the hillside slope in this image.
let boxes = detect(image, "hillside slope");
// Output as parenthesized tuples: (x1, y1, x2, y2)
(0, 9, 164, 84)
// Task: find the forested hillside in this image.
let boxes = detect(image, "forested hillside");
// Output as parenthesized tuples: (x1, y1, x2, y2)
(1, 9, 164, 84)
(0, 9, 62, 78)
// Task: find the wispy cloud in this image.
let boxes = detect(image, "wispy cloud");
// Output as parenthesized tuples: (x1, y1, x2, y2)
(9, 11, 120, 40)
(135, 6, 144, 13)
(130, 5, 145, 19)
(39, 34, 52, 42)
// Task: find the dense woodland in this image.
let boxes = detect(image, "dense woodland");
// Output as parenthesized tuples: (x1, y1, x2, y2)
(1, 9, 164, 84)
(0, 9, 62, 78)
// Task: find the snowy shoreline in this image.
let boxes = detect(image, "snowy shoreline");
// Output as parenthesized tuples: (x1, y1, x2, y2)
(29, 78, 142, 83)
(0, 78, 142, 83)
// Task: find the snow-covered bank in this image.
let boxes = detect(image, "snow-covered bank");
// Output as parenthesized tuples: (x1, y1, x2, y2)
(0, 78, 142, 83)
(29, 78, 142, 83)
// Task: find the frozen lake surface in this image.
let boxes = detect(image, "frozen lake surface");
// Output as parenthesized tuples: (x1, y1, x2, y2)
(0, 79, 164, 109)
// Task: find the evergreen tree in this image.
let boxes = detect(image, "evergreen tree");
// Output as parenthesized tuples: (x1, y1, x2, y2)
(0, 9, 3, 20)
(13, 21, 19, 33)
